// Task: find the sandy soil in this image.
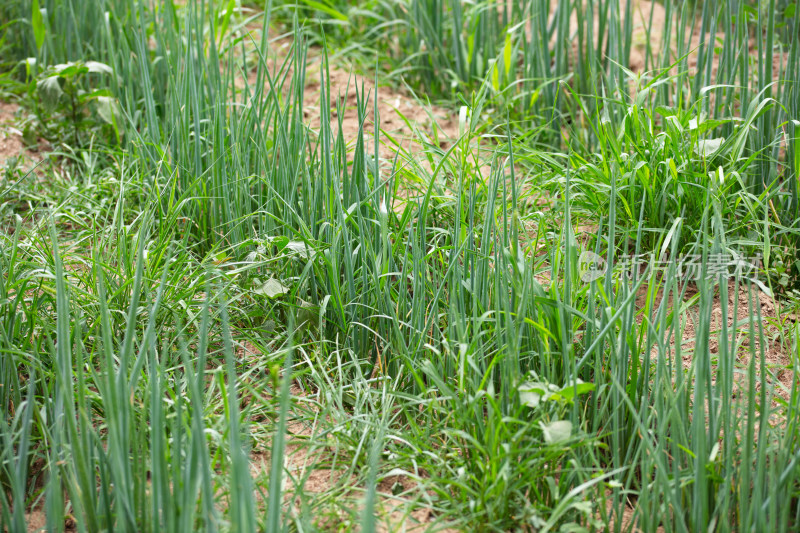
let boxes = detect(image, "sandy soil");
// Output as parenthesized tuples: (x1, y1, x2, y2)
(0, 100, 53, 207)
(633, 277, 796, 414)
(0, 102, 26, 159)
(0, 101, 40, 173)
(233, 26, 464, 213)
(237, 378, 459, 531)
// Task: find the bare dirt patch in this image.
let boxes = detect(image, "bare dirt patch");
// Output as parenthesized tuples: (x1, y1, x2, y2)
(23, 509, 47, 533)
(634, 277, 796, 408)
(0, 101, 27, 160)
(0, 101, 49, 177)
(244, 382, 460, 531)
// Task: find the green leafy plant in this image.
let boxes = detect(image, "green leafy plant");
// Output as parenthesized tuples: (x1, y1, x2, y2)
(35, 60, 120, 147)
